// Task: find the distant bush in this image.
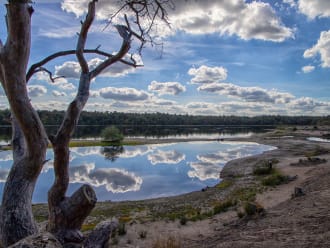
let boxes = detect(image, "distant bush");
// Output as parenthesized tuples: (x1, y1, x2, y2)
(101, 126, 124, 142)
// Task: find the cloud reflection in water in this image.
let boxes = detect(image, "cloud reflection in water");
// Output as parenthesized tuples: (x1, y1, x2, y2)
(148, 150, 185, 165)
(187, 161, 222, 180)
(69, 163, 142, 193)
(188, 142, 275, 180)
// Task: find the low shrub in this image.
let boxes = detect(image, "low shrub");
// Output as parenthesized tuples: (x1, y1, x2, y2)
(213, 199, 235, 215)
(262, 172, 288, 186)
(179, 216, 187, 225)
(243, 202, 264, 216)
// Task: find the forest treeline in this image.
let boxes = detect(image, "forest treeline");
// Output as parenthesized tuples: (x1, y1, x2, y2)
(0, 109, 329, 126)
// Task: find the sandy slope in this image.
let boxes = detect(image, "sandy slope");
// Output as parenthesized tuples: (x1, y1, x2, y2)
(102, 126, 330, 248)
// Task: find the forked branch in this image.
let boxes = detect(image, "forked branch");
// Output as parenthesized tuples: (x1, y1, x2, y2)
(26, 49, 142, 83)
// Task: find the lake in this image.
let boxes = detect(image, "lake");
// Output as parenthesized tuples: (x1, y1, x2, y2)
(0, 140, 275, 203)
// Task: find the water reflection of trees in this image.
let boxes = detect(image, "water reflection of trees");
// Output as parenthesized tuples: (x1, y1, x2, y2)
(101, 146, 124, 162)
(0, 125, 271, 141)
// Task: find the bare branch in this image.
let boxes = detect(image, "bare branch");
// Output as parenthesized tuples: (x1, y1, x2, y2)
(26, 49, 142, 82)
(26, 50, 77, 82)
(90, 30, 131, 79)
(76, 0, 97, 74)
(107, 0, 173, 54)
(34, 67, 64, 83)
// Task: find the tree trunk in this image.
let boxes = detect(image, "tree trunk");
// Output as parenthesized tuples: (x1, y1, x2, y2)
(47, 75, 97, 245)
(46, 2, 130, 244)
(0, 2, 49, 246)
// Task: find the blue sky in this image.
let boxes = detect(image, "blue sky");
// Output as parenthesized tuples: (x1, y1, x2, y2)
(0, 0, 330, 116)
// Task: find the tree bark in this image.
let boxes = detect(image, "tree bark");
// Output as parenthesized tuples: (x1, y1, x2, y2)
(0, 2, 48, 247)
(46, 2, 131, 245)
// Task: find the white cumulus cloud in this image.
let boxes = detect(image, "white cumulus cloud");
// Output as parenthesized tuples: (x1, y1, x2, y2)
(61, 0, 293, 42)
(188, 65, 228, 84)
(198, 82, 294, 104)
(298, 0, 330, 19)
(148, 81, 186, 96)
(288, 97, 329, 111)
(28, 85, 47, 97)
(55, 56, 140, 79)
(170, 0, 293, 42)
(304, 30, 330, 68)
(99, 87, 150, 101)
(301, 65, 315, 73)
(52, 90, 67, 97)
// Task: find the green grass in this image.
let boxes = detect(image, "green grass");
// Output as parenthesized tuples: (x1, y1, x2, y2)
(216, 180, 233, 189)
(213, 199, 236, 215)
(231, 187, 259, 202)
(261, 170, 288, 186)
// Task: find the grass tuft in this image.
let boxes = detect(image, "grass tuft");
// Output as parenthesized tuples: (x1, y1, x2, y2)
(261, 170, 288, 186)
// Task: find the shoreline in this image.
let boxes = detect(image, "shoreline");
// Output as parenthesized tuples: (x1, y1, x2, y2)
(32, 125, 330, 247)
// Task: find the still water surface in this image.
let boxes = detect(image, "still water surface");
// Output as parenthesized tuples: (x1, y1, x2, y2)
(0, 141, 275, 203)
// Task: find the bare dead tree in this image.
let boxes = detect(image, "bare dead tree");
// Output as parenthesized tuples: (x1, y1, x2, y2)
(0, 0, 171, 246)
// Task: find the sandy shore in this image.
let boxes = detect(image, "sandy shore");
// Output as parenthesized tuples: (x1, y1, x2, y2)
(33, 126, 330, 247)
